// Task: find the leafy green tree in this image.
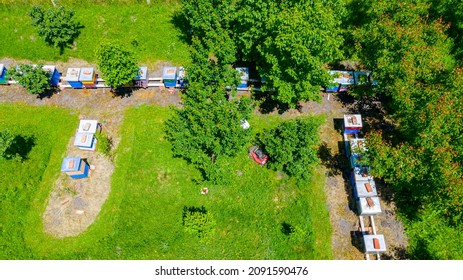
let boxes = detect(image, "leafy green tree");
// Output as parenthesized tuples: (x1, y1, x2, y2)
(96, 41, 139, 89)
(429, 0, 463, 62)
(29, 5, 81, 54)
(0, 129, 15, 159)
(246, 1, 345, 106)
(9, 64, 51, 95)
(259, 117, 322, 179)
(166, 48, 252, 181)
(179, 0, 346, 108)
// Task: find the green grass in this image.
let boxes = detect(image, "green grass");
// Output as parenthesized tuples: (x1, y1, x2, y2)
(0, 103, 78, 259)
(0, 104, 332, 259)
(0, 1, 190, 65)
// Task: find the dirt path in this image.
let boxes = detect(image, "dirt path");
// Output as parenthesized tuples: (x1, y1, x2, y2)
(299, 94, 408, 259)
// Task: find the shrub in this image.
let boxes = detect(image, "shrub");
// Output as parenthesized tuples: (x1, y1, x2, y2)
(29, 5, 81, 54)
(0, 129, 15, 159)
(182, 206, 216, 241)
(259, 117, 322, 179)
(95, 131, 112, 158)
(9, 64, 51, 95)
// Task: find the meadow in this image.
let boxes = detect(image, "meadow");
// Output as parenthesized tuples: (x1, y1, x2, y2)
(0, 0, 190, 65)
(0, 104, 332, 259)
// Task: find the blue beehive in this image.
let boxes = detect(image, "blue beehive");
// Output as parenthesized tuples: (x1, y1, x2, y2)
(42, 65, 61, 87)
(162, 66, 177, 87)
(326, 70, 354, 92)
(236, 67, 249, 88)
(61, 157, 89, 179)
(0, 64, 8, 85)
(65, 68, 82, 88)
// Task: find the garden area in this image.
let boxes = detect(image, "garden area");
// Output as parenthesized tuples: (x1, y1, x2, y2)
(0, 103, 331, 259)
(1, 0, 463, 261)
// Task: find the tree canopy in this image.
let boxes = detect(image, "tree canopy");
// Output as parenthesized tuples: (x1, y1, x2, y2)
(259, 117, 322, 179)
(350, 0, 463, 259)
(9, 64, 51, 95)
(179, 0, 346, 108)
(95, 41, 139, 89)
(29, 5, 81, 54)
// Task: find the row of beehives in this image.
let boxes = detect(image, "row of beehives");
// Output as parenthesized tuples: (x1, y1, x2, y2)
(0, 63, 187, 89)
(343, 114, 387, 256)
(60, 120, 99, 180)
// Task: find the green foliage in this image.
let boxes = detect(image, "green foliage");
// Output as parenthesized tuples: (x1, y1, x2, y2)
(179, 0, 346, 108)
(250, 1, 345, 106)
(9, 64, 51, 95)
(429, 0, 463, 62)
(0, 129, 15, 159)
(352, 0, 463, 259)
(95, 131, 113, 158)
(166, 34, 252, 181)
(259, 117, 322, 179)
(96, 41, 139, 89)
(28, 5, 81, 54)
(182, 206, 216, 241)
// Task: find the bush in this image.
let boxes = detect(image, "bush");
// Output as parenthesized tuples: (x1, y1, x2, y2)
(0, 129, 15, 159)
(182, 206, 216, 241)
(95, 41, 139, 89)
(95, 131, 112, 158)
(259, 117, 322, 179)
(29, 5, 81, 54)
(9, 64, 51, 95)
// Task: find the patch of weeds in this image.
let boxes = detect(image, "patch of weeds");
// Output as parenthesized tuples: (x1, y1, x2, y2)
(95, 131, 113, 158)
(182, 206, 216, 242)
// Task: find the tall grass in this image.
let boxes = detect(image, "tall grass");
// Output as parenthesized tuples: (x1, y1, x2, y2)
(0, 1, 189, 65)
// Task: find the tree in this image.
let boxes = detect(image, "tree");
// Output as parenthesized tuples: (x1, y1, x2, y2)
(95, 41, 139, 89)
(29, 5, 81, 54)
(166, 40, 252, 181)
(179, 0, 346, 108)
(259, 117, 322, 179)
(244, 0, 345, 106)
(429, 0, 463, 62)
(0, 129, 15, 159)
(9, 64, 51, 95)
(350, 0, 463, 258)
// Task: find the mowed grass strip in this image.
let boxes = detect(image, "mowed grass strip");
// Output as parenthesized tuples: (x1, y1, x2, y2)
(0, 103, 78, 259)
(0, 1, 190, 65)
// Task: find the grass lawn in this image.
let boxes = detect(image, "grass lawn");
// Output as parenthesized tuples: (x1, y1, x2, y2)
(1, 104, 332, 259)
(0, 1, 190, 65)
(0, 103, 78, 259)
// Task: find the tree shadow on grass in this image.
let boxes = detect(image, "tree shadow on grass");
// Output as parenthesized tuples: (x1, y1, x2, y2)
(171, 10, 192, 45)
(253, 90, 290, 114)
(4, 135, 36, 161)
(280, 222, 294, 236)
